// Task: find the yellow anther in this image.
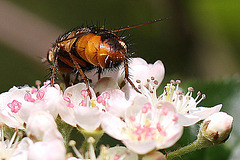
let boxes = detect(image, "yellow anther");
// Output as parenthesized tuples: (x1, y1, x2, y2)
(90, 99, 97, 107)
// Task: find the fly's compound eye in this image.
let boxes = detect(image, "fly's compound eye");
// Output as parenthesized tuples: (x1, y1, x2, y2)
(47, 48, 56, 64)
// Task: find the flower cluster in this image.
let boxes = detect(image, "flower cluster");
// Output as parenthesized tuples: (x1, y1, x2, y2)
(0, 58, 233, 159)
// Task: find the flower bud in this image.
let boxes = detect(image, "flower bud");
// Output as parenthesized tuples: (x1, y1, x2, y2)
(26, 111, 57, 141)
(200, 112, 233, 144)
(142, 151, 166, 160)
(28, 139, 66, 160)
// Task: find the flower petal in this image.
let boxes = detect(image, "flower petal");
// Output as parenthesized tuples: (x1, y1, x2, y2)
(177, 114, 201, 126)
(106, 89, 131, 117)
(122, 140, 156, 155)
(94, 77, 119, 94)
(101, 113, 126, 140)
(74, 107, 102, 131)
(191, 104, 222, 119)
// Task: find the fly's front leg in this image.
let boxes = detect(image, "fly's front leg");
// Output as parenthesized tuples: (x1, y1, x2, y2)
(50, 55, 58, 86)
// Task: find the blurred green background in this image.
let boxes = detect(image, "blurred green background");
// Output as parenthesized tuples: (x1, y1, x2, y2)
(0, 0, 240, 159)
(1, 0, 239, 92)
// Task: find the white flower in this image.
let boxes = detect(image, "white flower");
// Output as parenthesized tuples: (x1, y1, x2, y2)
(158, 81, 222, 126)
(0, 126, 31, 160)
(101, 99, 183, 154)
(200, 112, 233, 143)
(134, 80, 222, 126)
(0, 82, 63, 129)
(118, 58, 165, 89)
(59, 82, 131, 131)
(19, 82, 63, 119)
(10, 137, 33, 160)
(0, 86, 31, 129)
(28, 126, 65, 160)
(86, 57, 164, 96)
(118, 58, 165, 101)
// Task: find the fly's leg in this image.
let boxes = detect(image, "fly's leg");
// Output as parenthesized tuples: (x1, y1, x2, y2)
(97, 67, 102, 80)
(50, 55, 58, 86)
(124, 60, 141, 94)
(68, 52, 92, 98)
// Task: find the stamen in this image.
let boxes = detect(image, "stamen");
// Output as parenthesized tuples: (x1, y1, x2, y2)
(102, 92, 110, 99)
(176, 80, 181, 84)
(79, 100, 87, 107)
(175, 80, 181, 91)
(196, 94, 206, 105)
(8, 130, 17, 149)
(202, 94, 206, 99)
(187, 87, 194, 97)
(24, 93, 35, 102)
(170, 80, 175, 84)
(66, 92, 72, 97)
(12, 132, 23, 149)
(0, 124, 3, 141)
(138, 85, 141, 89)
(142, 106, 148, 113)
(67, 103, 74, 108)
(35, 80, 41, 90)
(101, 100, 106, 106)
(154, 80, 158, 85)
(69, 140, 84, 159)
(36, 90, 45, 100)
(43, 81, 50, 86)
(81, 90, 89, 97)
(188, 87, 194, 92)
(7, 100, 22, 113)
(87, 137, 96, 160)
(144, 103, 152, 109)
(175, 90, 183, 95)
(195, 91, 201, 101)
(31, 88, 38, 94)
(96, 96, 103, 103)
(130, 116, 136, 121)
(156, 103, 162, 109)
(64, 97, 71, 103)
(145, 83, 149, 89)
(136, 79, 141, 83)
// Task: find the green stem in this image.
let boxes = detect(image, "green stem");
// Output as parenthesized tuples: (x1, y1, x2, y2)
(167, 135, 213, 160)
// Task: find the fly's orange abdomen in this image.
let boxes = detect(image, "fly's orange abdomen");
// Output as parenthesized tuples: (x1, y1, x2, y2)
(97, 41, 111, 68)
(75, 32, 127, 69)
(84, 35, 102, 67)
(75, 33, 95, 62)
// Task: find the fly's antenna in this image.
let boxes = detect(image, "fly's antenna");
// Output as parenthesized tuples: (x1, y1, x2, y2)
(112, 17, 170, 32)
